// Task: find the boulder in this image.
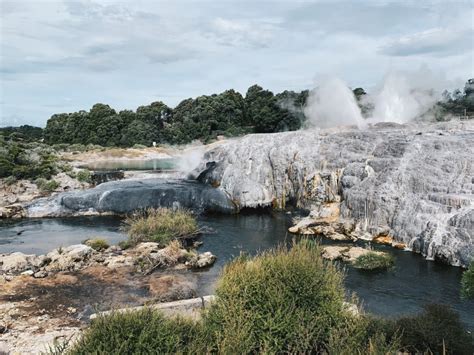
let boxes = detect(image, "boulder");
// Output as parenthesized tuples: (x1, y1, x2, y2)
(185, 252, 216, 268)
(0, 252, 38, 274)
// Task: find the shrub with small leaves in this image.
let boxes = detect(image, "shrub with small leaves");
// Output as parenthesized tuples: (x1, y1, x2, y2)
(36, 178, 60, 192)
(354, 252, 394, 270)
(83, 238, 110, 251)
(461, 261, 474, 300)
(76, 169, 91, 183)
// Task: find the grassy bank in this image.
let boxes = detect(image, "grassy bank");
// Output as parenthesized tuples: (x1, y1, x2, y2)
(66, 240, 473, 354)
(121, 208, 199, 247)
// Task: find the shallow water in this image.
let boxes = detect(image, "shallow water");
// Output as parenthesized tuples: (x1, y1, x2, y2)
(1, 212, 473, 329)
(80, 158, 177, 171)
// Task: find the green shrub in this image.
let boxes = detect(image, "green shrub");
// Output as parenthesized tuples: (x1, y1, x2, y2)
(69, 308, 201, 354)
(132, 144, 147, 149)
(394, 304, 473, 354)
(4, 175, 16, 185)
(201, 241, 357, 353)
(354, 251, 394, 270)
(118, 239, 132, 250)
(35, 178, 60, 192)
(461, 261, 474, 299)
(122, 208, 198, 246)
(76, 169, 91, 183)
(83, 238, 109, 251)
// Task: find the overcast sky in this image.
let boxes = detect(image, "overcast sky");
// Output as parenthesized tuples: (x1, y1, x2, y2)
(1, 0, 473, 127)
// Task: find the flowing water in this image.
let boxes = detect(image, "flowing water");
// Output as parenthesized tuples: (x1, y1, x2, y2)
(1, 212, 473, 329)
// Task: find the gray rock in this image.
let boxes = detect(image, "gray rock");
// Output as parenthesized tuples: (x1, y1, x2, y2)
(0, 252, 38, 274)
(26, 179, 237, 217)
(186, 252, 217, 268)
(194, 121, 474, 266)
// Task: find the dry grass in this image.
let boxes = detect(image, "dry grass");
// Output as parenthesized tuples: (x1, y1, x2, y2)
(122, 208, 199, 246)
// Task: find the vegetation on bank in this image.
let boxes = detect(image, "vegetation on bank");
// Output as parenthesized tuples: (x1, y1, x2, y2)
(83, 238, 110, 252)
(121, 208, 199, 247)
(354, 251, 394, 270)
(0, 137, 61, 180)
(67, 240, 474, 354)
(461, 261, 474, 299)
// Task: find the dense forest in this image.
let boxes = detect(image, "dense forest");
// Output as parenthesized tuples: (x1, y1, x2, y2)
(1, 80, 473, 147)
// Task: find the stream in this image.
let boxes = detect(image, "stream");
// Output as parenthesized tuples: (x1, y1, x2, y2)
(1, 212, 473, 330)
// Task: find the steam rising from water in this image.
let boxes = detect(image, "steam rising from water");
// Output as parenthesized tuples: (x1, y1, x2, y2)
(305, 67, 457, 128)
(178, 145, 205, 175)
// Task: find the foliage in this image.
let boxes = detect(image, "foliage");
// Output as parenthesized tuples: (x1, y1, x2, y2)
(69, 241, 472, 354)
(0, 140, 60, 180)
(43, 85, 306, 147)
(366, 304, 473, 354)
(68, 308, 201, 354)
(76, 169, 91, 183)
(83, 238, 110, 251)
(4, 176, 16, 186)
(35, 178, 60, 193)
(202, 240, 372, 353)
(0, 125, 43, 142)
(437, 79, 474, 119)
(354, 252, 394, 270)
(122, 208, 198, 246)
(461, 261, 474, 299)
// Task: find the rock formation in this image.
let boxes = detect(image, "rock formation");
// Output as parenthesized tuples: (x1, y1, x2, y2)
(194, 121, 474, 267)
(24, 179, 237, 217)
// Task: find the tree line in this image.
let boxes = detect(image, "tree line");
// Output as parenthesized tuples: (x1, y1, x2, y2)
(42, 85, 308, 147)
(1, 80, 473, 147)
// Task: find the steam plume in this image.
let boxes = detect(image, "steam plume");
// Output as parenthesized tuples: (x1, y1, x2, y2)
(304, 67, 459, 128)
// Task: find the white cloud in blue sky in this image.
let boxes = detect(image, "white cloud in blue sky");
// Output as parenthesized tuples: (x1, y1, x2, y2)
(0, 0, 472, 126)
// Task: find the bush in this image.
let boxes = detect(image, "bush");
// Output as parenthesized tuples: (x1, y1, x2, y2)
(354, 252, 394, 270)
(132, 144, 147, 149)
(83, 238, 109, 251)
(201, 240, 357, 353)
(69, 308, 201, 354)
(461, 261, 474, 299)
(76, 169, 91, 183)
(394, 304, 473, 354)
(4, 175, 16, 185)
(122, 208, 198, 246)
(35, 178, 60, 192)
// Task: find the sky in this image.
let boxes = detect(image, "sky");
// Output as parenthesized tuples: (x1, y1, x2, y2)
(0, 0, 473, 127)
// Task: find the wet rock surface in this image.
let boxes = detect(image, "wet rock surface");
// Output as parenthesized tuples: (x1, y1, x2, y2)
(25, 179, 237, 217)
(195, 121, 474, 266)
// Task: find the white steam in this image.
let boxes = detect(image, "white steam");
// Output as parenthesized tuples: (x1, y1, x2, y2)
(177, 145, 205, 175)
(304, 78, 366, 128)
(305, 67, 457, 128)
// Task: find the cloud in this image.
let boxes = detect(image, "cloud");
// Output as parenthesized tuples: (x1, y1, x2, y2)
(380, 28, 474, 57)
(209, 17, 279, 48)
(0, 0, 473, 127)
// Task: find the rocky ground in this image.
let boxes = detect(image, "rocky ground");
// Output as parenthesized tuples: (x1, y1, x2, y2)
(0, 172, 90, 215)
(0, 242, 216, 353)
